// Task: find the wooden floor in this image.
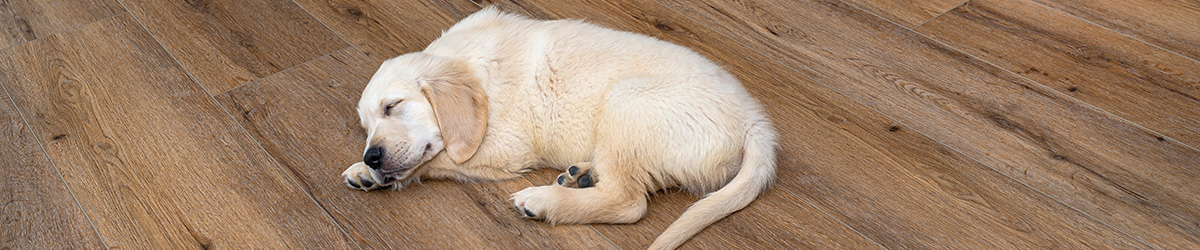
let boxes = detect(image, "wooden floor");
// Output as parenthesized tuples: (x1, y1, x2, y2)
(2, 0, 1198, 249)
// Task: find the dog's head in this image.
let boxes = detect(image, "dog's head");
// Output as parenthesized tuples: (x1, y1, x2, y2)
(356, 53, 488, 186)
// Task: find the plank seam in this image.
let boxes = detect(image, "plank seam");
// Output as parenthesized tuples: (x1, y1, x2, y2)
(289, 0, 358, 59)
(0, 13, 117, 246)
(212, 48, 347, 97)
(658, 0, 1173, 248)
(116, 2, 364, 248)
(911, 0, 971, 29)
(914, 0, 1200, 154)
(735, 0, 1168, 247)
(1024, 0, 1200, 64)
(843, 1, 1172, 247)
(0, 9, 126, 53)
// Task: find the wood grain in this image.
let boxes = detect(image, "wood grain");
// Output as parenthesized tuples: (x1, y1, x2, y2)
(292, 0, 483, 63)
(0, 84, 106, 249)
(840, 0, 965, 28)
(214, 48, 618, 249)
(0, 0, 123, 50)
(661, 0, 1200, 248)
(119, 0, 349, 93)
(1030, 0, 1200, 61)
(0, 14, 356, 249)
(492, 0, 1148, 248)
(916, 0, 1200, 163)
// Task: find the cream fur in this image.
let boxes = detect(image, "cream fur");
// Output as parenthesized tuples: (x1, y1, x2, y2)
(341, 7, 777, 249)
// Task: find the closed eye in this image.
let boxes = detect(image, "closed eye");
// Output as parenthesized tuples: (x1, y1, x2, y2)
(384, 100, 402, 116)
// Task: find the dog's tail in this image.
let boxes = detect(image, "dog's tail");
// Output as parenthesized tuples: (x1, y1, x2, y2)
(649, 120, 777, 249)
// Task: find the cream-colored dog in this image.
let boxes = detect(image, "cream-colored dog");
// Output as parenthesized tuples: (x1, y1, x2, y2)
(341, 7, 776, 249)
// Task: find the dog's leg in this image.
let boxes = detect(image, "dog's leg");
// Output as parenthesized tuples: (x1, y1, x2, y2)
(554, 162, 596, 188)
(512, 163, 647, 224)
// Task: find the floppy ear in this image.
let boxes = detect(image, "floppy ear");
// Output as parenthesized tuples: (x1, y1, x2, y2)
(420, 62, 488, 164)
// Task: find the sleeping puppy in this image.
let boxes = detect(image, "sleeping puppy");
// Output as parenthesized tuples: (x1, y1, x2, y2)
(341, 7, 777, 249)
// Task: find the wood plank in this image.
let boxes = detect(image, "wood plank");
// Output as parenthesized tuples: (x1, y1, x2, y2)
(0, 14, 356, 249)
(0, 0, 123, 50)
(660, 0, 1200, 248)
(916, 0, 1200, 166)
(214, 48, 617, 249)
(491, 0, 1148, 248)
(1030, 0, 1200, 61)
(119, 0, 348, 93)
(0, 85, 106, 249)
(291, 0, 483, 63)
(840, 0, 964, 28)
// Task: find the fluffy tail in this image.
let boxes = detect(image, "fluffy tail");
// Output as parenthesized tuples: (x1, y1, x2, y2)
(649, 121, 778, 249)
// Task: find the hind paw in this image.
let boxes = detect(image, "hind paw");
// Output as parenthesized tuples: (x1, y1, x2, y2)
(555, 162, 596, 188)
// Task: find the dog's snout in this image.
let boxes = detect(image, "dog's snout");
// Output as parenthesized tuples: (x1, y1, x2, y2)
(364, 146, 384, 169)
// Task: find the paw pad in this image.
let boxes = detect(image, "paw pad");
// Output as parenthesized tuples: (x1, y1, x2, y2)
(555, 163, 596, 188)
(515, 205, 539, 219)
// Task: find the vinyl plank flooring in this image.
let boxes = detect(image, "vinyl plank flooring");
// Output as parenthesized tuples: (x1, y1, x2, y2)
(0, 14, 356, 249)
(0, 0, 123, 50)
(119, 0, 348, 93)
(840, 0, 964, 28)
(916, 0, 1200, 162)
(492, 0, 1147, 248)
(0, 85, 105, 249)
(660, 0, 1200, 248)
(292, 0, 483, 63)
(1030, 0, 1200, 61)
(213, 48, 617, 249)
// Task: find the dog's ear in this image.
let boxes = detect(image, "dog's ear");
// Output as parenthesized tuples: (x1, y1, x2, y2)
(420, 60, 487, 164)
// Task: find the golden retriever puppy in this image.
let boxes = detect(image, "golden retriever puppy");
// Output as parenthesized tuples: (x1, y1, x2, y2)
(342, 7, 776, 249)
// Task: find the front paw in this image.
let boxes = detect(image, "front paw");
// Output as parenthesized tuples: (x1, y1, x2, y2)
(342, 162, 388, 191)
(511, 185, 566, 220)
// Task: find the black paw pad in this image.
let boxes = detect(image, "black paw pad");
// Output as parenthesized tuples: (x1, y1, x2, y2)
(577, 173, 594, 188)
(568, 166, 579, 176)
(556, 175, 566, 185)
(516, 205, 536, 218)
(361, 179, 374, 188)
(346, 179, 361, 188)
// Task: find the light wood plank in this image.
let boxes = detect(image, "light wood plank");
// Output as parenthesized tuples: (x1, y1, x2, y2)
(841, 0, 964, 28)
(292, 0, 482, 63)
(214, 48, 618, 249)
(0, 14, 356, 249)
(916, 0, 1200, 168)
(494, 0, 1148, 248)
(661, 0, 1200, 248)
(1030, 0, 1200, 61)
(0, 85, 106, 249)
(119, 0, 348, 93)
(0, 0, 123, 50)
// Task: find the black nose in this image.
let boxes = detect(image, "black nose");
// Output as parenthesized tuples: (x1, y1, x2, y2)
(364, 146, 384, 169)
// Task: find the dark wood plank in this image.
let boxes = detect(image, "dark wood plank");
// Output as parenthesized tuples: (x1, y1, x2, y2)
(1030, 0, 1200, 61)
(916, 0, 1200, 166)
(213, 48, 617, 249)
(661, 0, 1200, 248)
(292, 0, 483, 63)
(840, 0, 964, 28)
(0, 86, 106, 249)
(491, 0, 1147, 248)
(119, 0, 349, 93)
(0, 0, 123, 50)
(0, 14, 356, 249)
